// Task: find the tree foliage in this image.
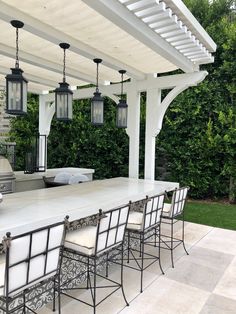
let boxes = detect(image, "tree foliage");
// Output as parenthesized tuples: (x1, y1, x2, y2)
(156, 0, 236, 199)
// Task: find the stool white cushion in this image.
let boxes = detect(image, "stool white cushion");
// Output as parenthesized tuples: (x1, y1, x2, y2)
(162, 203, 172, 217)
(127, 211, 143, 231)
(65, 226, 97, 256)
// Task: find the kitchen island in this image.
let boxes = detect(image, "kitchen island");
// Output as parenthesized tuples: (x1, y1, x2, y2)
(0, 177, 179, 238)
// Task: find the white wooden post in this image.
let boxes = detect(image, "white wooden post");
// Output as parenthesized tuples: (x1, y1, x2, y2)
(144, 86, 161, 180)
(38, 94, 55, 171)
(126, 82, 140, 178)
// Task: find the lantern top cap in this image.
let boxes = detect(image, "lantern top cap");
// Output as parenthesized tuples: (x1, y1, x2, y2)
(93, 58, 102, 64)
(119, 70, 126, 75)
(59, 43, 70, 50)
(11, 20, 24, 28)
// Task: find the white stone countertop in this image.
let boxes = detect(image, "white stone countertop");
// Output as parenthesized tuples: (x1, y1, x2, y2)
(0, 177, 178, 238)
(14, 167, 95, 181)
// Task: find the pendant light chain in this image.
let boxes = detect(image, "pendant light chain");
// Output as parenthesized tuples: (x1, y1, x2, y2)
(15, 27, 19, 69)
(96, 62, 99, 92)
(121, 72, 124, 98)
(63, 48, 66, 83)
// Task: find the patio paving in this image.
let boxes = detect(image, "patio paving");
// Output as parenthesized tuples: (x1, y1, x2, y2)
(41, 222, 236, 314)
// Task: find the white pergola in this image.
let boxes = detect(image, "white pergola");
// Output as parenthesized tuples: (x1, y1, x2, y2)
(0, 0, 216, 179)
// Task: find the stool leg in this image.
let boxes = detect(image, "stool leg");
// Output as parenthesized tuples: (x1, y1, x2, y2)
(6, 297, 9, 314)
(140, 233, 145, 293)
(23, 292, 26, 313)
(58, 274, 62, 314)
(127, 231, 130, 264)
(139, 234, 142, 257)
(53, 278, 56, 311)
(121, 244, 129, 306)
(106, 252, 109, 277)
(86, 257, 90, 289)
(154, 227, 157, 247)
(182, 210, 189, 255)
(158, 226, 164, 275)
(171, 219, 174, 268)
(93, 259, 97, 314)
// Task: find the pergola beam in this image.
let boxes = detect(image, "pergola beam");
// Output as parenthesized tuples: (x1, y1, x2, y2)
(42, 71, 208, 102)
(83, 0, 195, 72)
(0, 0, 145, 81)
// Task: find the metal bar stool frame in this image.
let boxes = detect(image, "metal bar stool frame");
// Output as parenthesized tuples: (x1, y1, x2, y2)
(113, 193, 165, 293)
(61, 204, 130, 314)
(160, 187, 190, 268)
(0, 219, 67, 314)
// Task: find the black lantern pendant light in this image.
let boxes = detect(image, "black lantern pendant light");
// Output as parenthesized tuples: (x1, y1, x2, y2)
(91, 58, 104, 126)
(6, 20, 28, 115)
(55, 43, 73, 121)
(116, 70, 128, 128)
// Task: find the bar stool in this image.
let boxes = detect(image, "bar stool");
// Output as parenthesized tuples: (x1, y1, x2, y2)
(118, 193, 165, 293)
(0, 219, 67, 313)
(161, 186, 189, 268)
(62, 204, 130, 314)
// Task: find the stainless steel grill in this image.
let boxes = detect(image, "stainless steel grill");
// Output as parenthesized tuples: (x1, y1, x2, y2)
(0, 155, 15, 194)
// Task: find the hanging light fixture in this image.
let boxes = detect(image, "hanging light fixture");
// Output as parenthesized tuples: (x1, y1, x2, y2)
(91, 58, 104, 125)
(6, 20, 28, 115)
(55, 43, 73, 121)
(116, 70, 128, 128)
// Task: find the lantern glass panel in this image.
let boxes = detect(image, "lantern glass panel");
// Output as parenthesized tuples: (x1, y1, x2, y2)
(8, 81, 21, 111)
(91, 99, 104, 125)
(22, 80, 27, 112)
(117, 106, 128, 128)
(68, 93, 73, 120)
(57, 93, 67, 119)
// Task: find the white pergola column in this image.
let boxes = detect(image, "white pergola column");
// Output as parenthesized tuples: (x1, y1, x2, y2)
(144, 87, 161, 180)
(126, 83, 140, 178)
(38, 94, 55, 171)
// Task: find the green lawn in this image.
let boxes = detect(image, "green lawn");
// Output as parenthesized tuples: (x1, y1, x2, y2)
(183, 201, 236, 231)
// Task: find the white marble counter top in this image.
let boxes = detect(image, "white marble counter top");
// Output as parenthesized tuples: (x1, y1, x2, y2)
(0, 177, 179, 238)
(15, 167, 95, 181)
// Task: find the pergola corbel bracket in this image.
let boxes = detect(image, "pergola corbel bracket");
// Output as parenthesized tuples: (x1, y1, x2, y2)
(145, 70, 208, 136)
(39, 96, 55, 136)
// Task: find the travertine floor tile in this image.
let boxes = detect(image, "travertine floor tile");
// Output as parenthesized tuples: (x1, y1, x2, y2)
(200, 294, 236, 314)
(120, 277, 210, 314)
(173, 222, 213, 247)
(186, 246, 234, 271)
(165, 258, 224, 292)
(196, 228, 236, 255)
(213, 256, 236, 301)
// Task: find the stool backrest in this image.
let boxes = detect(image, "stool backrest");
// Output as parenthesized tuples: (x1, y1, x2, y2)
(170, 187, 189, 217)
(143, 193, 165, 231)
(3, 221, 66, 297)
(95, 204, 130, 255)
